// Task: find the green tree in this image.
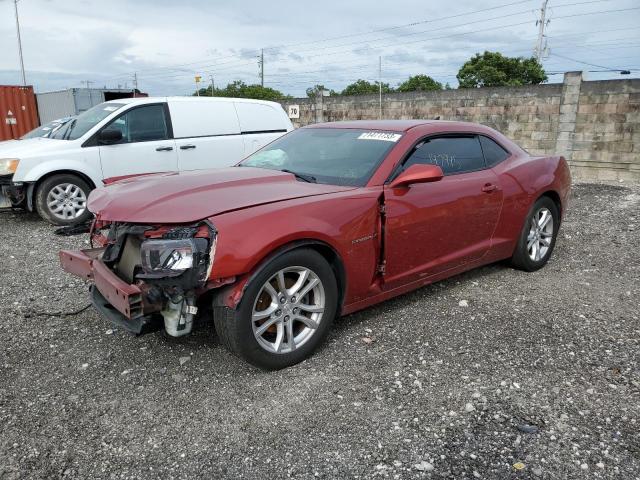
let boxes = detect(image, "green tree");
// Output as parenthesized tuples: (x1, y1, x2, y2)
(195, 80, 289, 100)
(341, 79, 393, 96)
(457, 51, 547, 88)
(306, 84, 337, 98)
(397, 74, 442, 92)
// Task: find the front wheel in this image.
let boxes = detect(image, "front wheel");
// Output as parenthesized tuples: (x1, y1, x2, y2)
(511, 196, 560, 272)
(35, 174, 93, 226)
(214, 249, 338, 370)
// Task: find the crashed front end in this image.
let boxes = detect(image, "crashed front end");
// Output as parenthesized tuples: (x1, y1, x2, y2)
(59, 220, 222, 336)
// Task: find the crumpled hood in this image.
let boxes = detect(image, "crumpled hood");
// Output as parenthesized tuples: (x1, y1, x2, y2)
(89, 167, 355, 224)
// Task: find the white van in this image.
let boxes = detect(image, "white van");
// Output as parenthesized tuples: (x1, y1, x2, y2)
(0, 97, 293, 225)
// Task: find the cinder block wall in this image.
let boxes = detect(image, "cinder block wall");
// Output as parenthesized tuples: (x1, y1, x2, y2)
(279, 72, 640, 181)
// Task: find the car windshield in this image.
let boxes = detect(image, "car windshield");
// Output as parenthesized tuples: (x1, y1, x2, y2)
(20, 117, 74, 139)
(240, 128, 401, 187)
(50, 103, 125, 140)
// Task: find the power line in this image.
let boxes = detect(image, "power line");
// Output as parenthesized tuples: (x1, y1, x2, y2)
(101, 2, 636, 84)
(104, 0, 538, 79)
(548, 52, 628, 71)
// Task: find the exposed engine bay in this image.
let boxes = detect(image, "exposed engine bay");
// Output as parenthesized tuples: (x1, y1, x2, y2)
(89, 220, 217, 336)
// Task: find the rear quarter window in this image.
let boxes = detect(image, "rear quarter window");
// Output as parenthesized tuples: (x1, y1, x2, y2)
(479, 135, 510, 167)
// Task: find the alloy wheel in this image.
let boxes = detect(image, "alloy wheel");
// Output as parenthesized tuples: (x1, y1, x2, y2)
(251, 266, 325, 354)
(527, 207, 554, 262)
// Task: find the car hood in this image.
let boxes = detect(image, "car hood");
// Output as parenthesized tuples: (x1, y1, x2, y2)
(0, 137, 70, 157)
(89, 167, 356, 224)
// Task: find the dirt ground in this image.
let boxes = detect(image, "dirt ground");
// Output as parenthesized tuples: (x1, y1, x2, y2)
(0, 182, 638, 479)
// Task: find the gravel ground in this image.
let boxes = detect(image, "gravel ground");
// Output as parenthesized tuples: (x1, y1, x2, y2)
(0, 182, 638, 480)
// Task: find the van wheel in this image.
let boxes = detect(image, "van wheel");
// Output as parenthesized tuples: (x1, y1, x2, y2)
(214, 249, 338, 370)
(35, 174, 93, 226)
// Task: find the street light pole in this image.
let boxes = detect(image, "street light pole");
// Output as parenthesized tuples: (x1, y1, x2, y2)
(14, 0, 27, 86)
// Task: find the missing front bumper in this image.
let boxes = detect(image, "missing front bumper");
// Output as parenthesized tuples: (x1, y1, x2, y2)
(90, 286, 160, 335)
(59, 248, 153, 321)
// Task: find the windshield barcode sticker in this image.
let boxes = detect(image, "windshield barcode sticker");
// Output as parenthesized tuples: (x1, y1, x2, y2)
(358, 132, 402, 142)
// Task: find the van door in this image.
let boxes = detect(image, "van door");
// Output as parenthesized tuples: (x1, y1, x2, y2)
(234, 101, 290, 156)
(98, 103, 178, 181)
(168, 99, 245, 171)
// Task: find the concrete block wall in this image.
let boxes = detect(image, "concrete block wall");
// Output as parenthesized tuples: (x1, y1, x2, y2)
(279, 72, 640, 181)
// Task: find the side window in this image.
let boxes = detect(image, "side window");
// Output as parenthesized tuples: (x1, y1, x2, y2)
(479, 135, 510, 167)
(403, 136, 485, 175)
(108, 105, 168, 143)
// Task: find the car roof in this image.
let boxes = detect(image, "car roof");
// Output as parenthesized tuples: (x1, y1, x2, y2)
(103, 96, 283, 107)
(307, 119, 488, 132)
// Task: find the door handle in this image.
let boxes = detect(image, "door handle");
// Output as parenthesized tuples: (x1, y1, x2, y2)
(481, 183, 498, 193)
(180, 144, 196, 150)
(156, 146, 173, 152)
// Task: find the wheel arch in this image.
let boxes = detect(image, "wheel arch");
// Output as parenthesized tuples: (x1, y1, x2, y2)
(212, 238, 348, 315)
(28, 169, 97, 211)
(538, 190, 563, 219)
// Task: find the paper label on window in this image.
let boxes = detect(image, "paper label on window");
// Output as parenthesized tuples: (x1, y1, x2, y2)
(103, 106, 118, 111)
(358, 132, 402, 142)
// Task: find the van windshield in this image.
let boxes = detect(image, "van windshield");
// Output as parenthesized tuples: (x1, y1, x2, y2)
(240, 128, 401, 187)
(50, 103, 125, 140)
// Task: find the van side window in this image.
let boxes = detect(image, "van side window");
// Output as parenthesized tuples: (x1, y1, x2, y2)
(110, 105, 168, 143)
(479, 135, 510, 167)
(403, 136, 485, 175)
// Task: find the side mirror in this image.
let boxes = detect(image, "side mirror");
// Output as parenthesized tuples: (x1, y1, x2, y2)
(98, 128, 123, 145)
(390, 164, 444, 188)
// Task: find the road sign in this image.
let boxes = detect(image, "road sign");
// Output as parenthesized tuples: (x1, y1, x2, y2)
(288, 105, 300, 119)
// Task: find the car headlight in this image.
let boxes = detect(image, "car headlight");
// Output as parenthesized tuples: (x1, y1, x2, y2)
(0, 158, 19, 175)
(141, 239, 195, 274)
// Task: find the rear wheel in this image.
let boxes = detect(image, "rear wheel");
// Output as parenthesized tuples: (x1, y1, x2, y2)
(35, 174, 92, 225)
(511, 196, 559, 272)
(214, 249, 338, 370)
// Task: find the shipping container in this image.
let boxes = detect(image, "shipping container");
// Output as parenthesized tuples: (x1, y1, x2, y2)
(36, 88, 148, 124)
(0, 85, 40, 141)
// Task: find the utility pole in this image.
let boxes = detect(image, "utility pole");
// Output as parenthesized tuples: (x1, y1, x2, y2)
(13, 0, 27, 86)
(132, 72, 138, 97)
(81, 80, 94, 89)
(534, 0, 549, 62)
(209, 74, 215, 96)
(259, 49, 264, 87)
(378, 56, 382, 120)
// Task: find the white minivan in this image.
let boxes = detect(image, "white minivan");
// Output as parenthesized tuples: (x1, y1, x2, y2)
(0, 97, 293, 225)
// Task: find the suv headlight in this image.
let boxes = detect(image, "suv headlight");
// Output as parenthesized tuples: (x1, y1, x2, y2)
(141, 239, 195, 274)
(0, 158, 19, 175)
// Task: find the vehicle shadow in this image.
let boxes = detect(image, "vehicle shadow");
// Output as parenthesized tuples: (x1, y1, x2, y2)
(170, 260, 512, 355)
(0, 208, 42, 223)
(332, 261, 509, 334)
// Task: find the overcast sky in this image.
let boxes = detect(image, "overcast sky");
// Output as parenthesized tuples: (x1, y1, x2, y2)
(0, 0, 638, 97)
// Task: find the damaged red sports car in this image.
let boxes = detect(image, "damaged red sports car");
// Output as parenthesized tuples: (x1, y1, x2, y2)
(60, 120, 571, 369)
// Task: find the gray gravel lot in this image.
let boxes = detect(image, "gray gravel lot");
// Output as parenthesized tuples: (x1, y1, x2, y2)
(0, 182, 638, 479)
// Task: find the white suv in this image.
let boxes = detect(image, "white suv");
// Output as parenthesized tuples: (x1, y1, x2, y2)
(0, 96, 293, 225)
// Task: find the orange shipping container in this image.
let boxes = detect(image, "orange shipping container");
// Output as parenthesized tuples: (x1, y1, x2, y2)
(0, 85, 40, 141)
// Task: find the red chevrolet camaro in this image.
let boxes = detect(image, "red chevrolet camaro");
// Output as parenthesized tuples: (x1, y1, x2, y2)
(60, 120, 571, 369)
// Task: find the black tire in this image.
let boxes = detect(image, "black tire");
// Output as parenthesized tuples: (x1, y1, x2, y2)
(35, 174, 93, 226)
(511, 196, 560, 272)
(214, 249, 338, 370)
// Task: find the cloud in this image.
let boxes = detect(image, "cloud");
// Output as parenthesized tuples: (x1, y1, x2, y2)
(0, 0, 637, 96)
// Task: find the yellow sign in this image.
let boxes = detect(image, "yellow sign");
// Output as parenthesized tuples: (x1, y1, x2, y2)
(195, 76, 202, 82)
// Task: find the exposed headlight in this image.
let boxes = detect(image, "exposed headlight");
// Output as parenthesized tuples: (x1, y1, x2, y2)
(0, 158, 19, 175)
(141, 239, 195, 274)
